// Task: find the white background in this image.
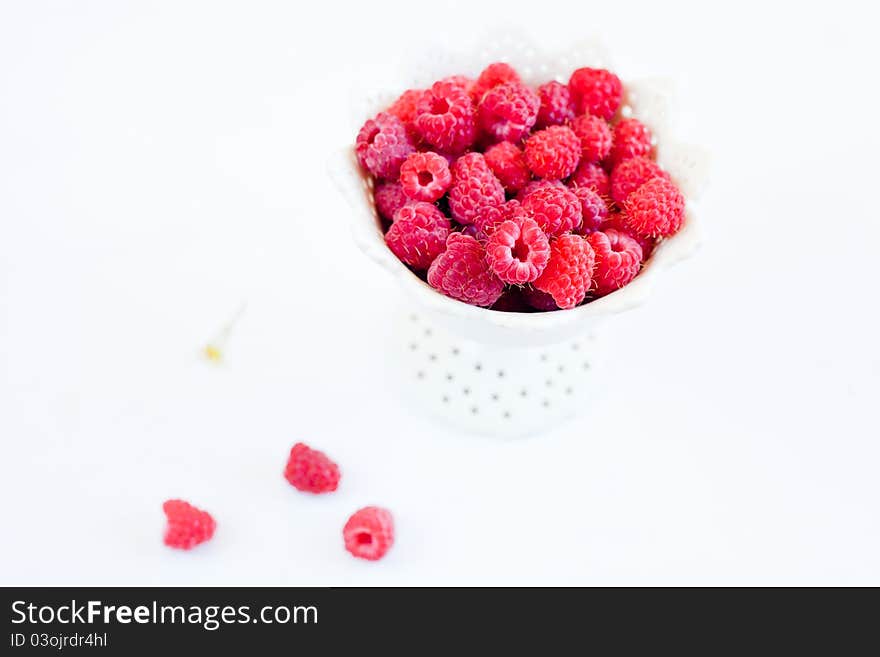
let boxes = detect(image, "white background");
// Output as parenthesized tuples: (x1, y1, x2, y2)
(1, 0, 878, 585)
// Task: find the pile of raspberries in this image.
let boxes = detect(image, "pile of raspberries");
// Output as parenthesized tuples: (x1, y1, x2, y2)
(355, 63, 685, 311)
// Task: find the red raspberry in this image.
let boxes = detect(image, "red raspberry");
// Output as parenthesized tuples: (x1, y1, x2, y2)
(586, 229, 643, 296)
(625, 177, 685, 238)
(355, 112, 415, 180)
(521, 183, 583, 236)
(522, 286, 559, 311)
(610, 156, 669, 204)
(491, 288, 530, 312)
(569, 160, 610, 197)
(484, 141, 530, 193)
(283, 442, 341, 494)
(473, 199, 527, 240)
(533, 234, 596, 309)
(485, 213, 550, 284)
(415, 79, 477, 155)
(572, 186, 609, 234)
(570, 113, 612, 163)
(343, 506, 394, 561)
(516, 179, 565, 201)
(440, 75, 474, 92)
(387, 88, 424, 136)
(374, 181, 409, 222)
(524, 125, 581, 180)
(399, 152, 452, 202)
(162, 499, 216, 550)
(608, 118, 653, 166)
(568, 67, 623, 120)
(535, 80, 575, 128)
(447, 152, 505, 225)
(601, 212, 656, 260)
(478, 81, 540, 142)
(470, 62, 520, 103)
(385, 202, 451, 270)
(428, 233, 505, 307)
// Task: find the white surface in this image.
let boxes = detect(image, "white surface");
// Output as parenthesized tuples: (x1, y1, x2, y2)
(1, 0, 878, 586)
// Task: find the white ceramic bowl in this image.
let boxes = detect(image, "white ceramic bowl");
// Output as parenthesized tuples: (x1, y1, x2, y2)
(331, 36, 708, 436)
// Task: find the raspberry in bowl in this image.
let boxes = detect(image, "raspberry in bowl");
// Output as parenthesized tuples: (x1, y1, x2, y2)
(333, 40, 708, 437)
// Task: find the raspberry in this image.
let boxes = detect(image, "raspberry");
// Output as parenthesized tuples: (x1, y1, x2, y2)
(516, 179, 565, 201)
(568, 67, 623, 120)
(586, 229, 643, 296)
(447, 152, 505, 225)
(535, 81, 575, 128)
(343, 506, 394, 561)
(355, 112, 415, 180)
(283, 442, 341, 494)
(428, 233, 505, 307)
(491, 288, 530, 312)
(470, 62, 520, 103)
(601, 212, 656, 259)
(610, 156, 669, 204)
(162, 499, 216, 550)
(387, 88, 424, 136)
(569, 160, 610, 197)
(415, 80, 477, 154)
(473, 199, 527, 240)
(385, 202, 451, 270)
(441, 75, 474, 92)
(570, 113, 612, 163)
(485, 213, 550, 284)
(533, 234, 596, 309)
(608, 118, 653, 166)
(522, 286, 559, 311)
(399, 152, 452, 202)
(374, 181, 409, 222)
(521, 183, 583, 236)
(624, 177, 685, 238)
(524, 125, 581, 180)
(572, 186, 609, 234)
(484, 141, 531, 193)
(478, 82, 540, 142)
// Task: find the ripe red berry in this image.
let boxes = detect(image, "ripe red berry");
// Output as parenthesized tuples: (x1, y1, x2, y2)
(343, 506, 394, 561)
(533, 233, 596, 309)
(624, 177, 685, 238)
(478, 81, 540, 142)
(387, 88, 424, 137)
(535, 80, 576, 128)
(162, 499, 216, 550)
(610, 156, 669, 204)
(568, 67, 623, 120)
(447, 152, 505, 225)
(570, 113, 612, 163)
(385, 202, 451, 270)
(399, 151, 452, 202)
(572, 186, 609, 234)
(569, 160, 610, 197)
(524, 125, 582, 180)
(415, 79, 477, 155)
(608, 118, 653, 166)
(427, 233, 505, 307)
(587, 229, 643, 296)
(484, 141, 531, 193)
(485, 212, 551, 284)
(522, 286, 559, 311)
(470, 62, 520, 103)
(373, 181, 409, 222)
(284, 442, 341, 494)
(355, 112, 415, 180)
(521, 183, 583, 236)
